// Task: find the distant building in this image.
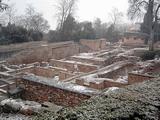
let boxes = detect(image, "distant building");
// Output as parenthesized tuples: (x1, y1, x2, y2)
(120, 32, 149, 46)
(120, 23, 149, 46)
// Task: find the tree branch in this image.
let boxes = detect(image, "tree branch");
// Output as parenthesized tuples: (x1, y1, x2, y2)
(155, 4, 160, 16)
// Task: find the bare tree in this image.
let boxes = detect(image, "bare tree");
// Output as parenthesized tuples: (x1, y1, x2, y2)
(105, 8, 124, 42)
(93, 18, 108, 39)
(128, 0, 160, 51)
(15, 5, 50, 32)
(0, 0, 7, 12)
(55, 0, 77, 30)
(109, 8, 124, 26)
(0, 0, 8, 25)
(3, 3, 17, 24)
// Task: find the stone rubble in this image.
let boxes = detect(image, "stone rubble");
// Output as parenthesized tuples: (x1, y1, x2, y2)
(0, 98, 42, 115)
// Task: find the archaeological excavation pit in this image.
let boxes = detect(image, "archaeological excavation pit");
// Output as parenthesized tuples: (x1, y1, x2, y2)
(75, 61, 136, 90)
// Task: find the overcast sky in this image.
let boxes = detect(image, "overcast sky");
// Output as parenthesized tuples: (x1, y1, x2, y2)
(5, 0, 130, 29)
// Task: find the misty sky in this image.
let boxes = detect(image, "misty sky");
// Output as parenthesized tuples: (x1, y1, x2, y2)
(5, 0, 130, 29)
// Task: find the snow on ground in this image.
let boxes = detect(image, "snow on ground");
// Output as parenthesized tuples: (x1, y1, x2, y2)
(79, 53, 94, 56)
(116, 76, 128, 83)
(104, 87, 119, 94)
(72, 86, 86, 91)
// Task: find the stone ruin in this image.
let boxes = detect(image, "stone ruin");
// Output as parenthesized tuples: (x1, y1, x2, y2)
(0, 40, 160, 115)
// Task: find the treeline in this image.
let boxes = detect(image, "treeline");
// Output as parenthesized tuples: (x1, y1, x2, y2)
(0, 4, 49, 45)
(48, 1, 127, 43)
(48, 6, 128, 43)
(47, 17, 128, 43)
(0, 24, 43, 45)
(0, 1, 128, 45)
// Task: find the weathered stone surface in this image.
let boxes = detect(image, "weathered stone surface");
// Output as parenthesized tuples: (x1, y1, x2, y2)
(1, 99, 42, 115)
(19, 75, 100, 107)
(41, 102, 63, 112)
(33, 78, 160, 120)
(2, 102, 22, 113)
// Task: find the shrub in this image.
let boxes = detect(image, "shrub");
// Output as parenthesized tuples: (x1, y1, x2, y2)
(141, 50, 160, 61)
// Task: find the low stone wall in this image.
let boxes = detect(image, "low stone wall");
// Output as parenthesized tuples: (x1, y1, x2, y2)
(51, 43, 80, 60)
(21, 80, 90, 107)
(89, 81, 105, 89)
(8, 41, 89, 64)
(70, 56, 106, 66)
(121, 37, 144, 46)
(142, 62, 160, 73)
(98, 64, 134, 79)
(27, 67, 54, 78)
(58, 71, 74, 80)
(128, 73, 156, 84)
(0, 82, 16, 91)
(76, 79, 127, 90)
(50, 59, 98, 73)
(104, 80, 127, 88)
(11, 66, 74, 81)
(80, 39, 106, 51)
(0, 50, 20, 61)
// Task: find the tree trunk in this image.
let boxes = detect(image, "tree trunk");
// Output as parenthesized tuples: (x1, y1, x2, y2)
(149, 28, 154, 51)
(148, 0, 154, 51)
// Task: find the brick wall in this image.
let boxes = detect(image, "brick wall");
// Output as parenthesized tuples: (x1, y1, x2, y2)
(76, 79, 127, 90)
(76, 79, 84, 86)
(32, 67, 55, 78)
(98, 64, 134, 79)
(104, 80, 128, 88)
(8, 41, 89, 64)
(70, 56, 106, 66)
(58, 71, 74, 80)
(80, 39, 106, 51)
(51, 44, 79, 60)
(14, 67, 55, 78)
(90, 82, 105, 89)
(128, 73, 156, 84)
(142, 63, 160, 73)
(50, 59, 98, 73)
(77, 63, 98, 73)
(21, 80, 90, 107)
(16, 67, 74, 80)
(121, 37, 144, 46)
(0, 82, 16, 91)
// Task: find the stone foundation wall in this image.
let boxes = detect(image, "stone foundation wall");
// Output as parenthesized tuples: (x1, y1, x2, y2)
(51, 44, 79, 60)
(70, 57, 106, 66)
(121, 37, 144, 46)
(50, 59, 98, 73)
(98, 64, 134, 79)
(14, 67, 74, 80)
(90, 82, 105, 89)
(8, 41, 89, 64)
(128, 73, 155, 84)
(80, 39, 106, 51)
(142, 63, 160, 73)
(0, 82, 16, 91)
(32, 67, 55, 78)
(104, 80, 127, 88)
(21, 80, 90, 107)
(58, 71, 74, 80)
(76, 79, 127, 90)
